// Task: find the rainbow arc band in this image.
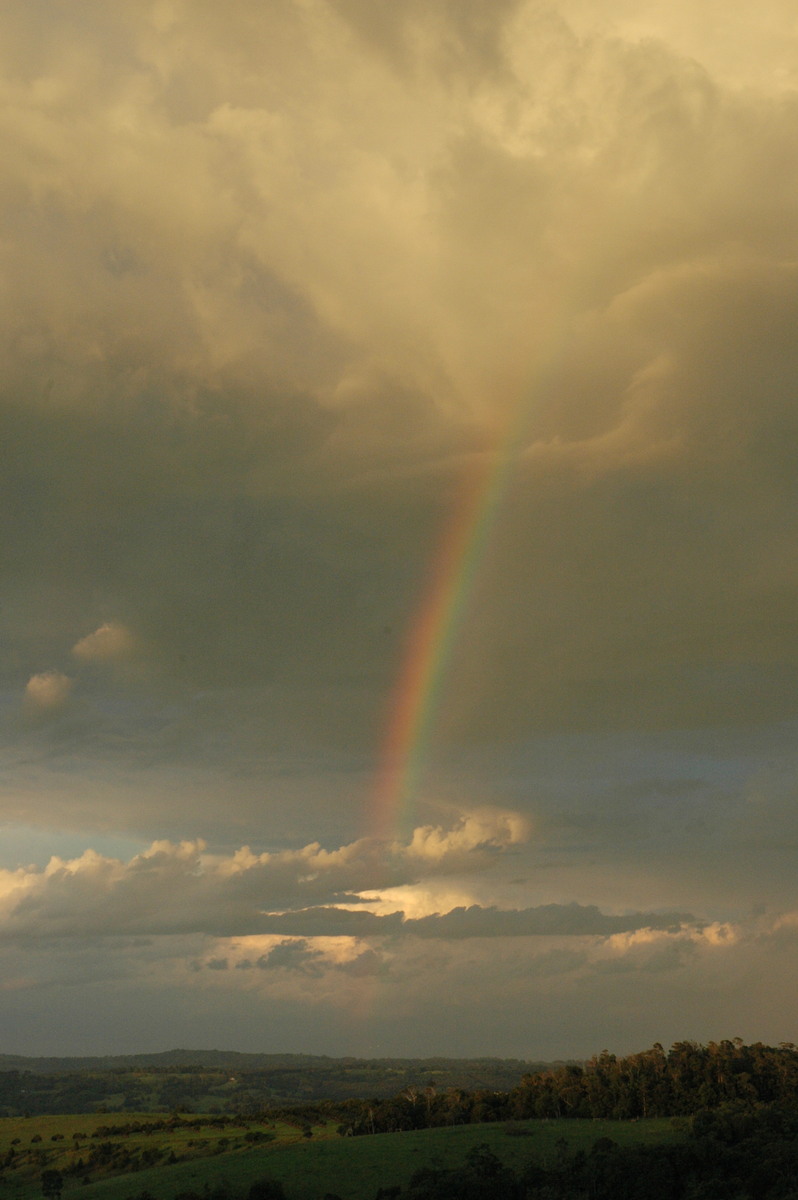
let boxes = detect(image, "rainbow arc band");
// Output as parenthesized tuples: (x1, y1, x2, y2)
(371, 433, 521, 842)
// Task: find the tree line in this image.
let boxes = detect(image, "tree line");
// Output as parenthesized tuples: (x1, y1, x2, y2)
(0, 1058, 546, 1116)
(336, 1041, 798, 1133)
(382, 1104, 798, 1200)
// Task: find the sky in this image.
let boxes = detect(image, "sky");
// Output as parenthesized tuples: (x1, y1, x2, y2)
(3, 0, 798, 1062)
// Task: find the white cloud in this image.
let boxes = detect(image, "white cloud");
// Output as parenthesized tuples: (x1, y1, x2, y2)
(403, 808, 531, 861)
(0, 819, 693, 950)
(23, 670, 73, 715)
(0, 815, 532, 942)
(72, 622, 135, 662)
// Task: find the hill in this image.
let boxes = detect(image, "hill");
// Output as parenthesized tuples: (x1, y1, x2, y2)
(0, 1051, 548, 1076)
(0, 1053, 560, 1115)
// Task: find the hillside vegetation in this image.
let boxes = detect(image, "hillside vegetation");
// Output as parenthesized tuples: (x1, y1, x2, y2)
(0, 1113, 681, 1200)
(338, 1039, 798, 1132)
(3, 1041, 798, 1199)
(0, 1055, 552, 1116)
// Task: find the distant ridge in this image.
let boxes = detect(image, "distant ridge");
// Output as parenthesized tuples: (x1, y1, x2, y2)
(0, 1049, 546, 1075)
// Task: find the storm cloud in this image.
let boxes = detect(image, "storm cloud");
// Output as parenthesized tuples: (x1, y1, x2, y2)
(2, 0, 798, 1059)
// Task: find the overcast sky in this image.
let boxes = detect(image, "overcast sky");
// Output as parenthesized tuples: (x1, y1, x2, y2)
(3, 0, 798, 1061)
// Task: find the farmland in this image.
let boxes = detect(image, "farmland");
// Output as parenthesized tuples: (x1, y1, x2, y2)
(0, 1112, 682, 1200)
(0, 1055, 552, 1115)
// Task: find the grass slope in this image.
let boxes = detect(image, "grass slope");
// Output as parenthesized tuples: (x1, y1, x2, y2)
(0, 1112, 331, 1200)
(1, 1116, 683, 1200)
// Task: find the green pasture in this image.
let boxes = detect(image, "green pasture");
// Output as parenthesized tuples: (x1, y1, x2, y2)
(0, 1112, 337, 1200)
(1, 1115, 684, 1200)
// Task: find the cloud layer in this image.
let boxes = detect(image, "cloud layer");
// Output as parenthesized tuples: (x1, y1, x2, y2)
(0, 813, 533, 941)
(0, 831, 689, 943)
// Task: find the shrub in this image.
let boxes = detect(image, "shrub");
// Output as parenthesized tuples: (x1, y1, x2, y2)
(248, 1180, 287, 1200)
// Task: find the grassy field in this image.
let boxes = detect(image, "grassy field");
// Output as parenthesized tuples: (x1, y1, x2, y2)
(0, 1113, 685, 1200)
(0, 1111, 336, 1199)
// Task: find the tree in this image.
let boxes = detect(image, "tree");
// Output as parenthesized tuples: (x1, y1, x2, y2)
(41, 1169, 63, 1200)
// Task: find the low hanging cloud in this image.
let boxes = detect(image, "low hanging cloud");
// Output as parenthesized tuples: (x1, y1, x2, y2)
(0, 815, 529, 943)
(207, 938, 385, 979)
(23, 671, 73, 716)
(252, 902, 694, 940)
(0, 821, 691, 947)
(405, 809, 530, 860)
(72, 622, 135, 663)
(195, 918, 736, 986)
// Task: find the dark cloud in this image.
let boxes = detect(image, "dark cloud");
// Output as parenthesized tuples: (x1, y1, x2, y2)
(1, 0, 798, 1057)
(252, 903, 693, 940)
(256, 940, 324, 977)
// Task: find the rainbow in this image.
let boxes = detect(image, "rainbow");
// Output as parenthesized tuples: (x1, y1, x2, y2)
(368, 274, 584, 845)
(370, 429, 522, 843)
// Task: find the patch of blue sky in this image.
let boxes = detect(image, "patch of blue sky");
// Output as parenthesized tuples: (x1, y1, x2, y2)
(0, 825, 146, 870)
